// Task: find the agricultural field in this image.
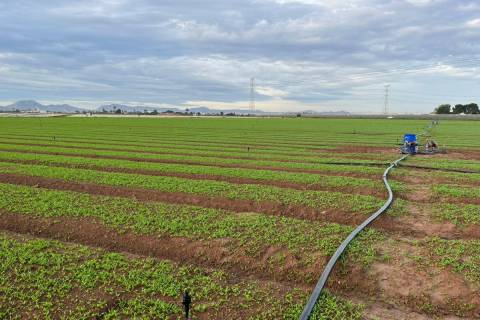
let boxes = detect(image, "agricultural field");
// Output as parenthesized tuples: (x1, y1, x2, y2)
(0, 116, 480, 319)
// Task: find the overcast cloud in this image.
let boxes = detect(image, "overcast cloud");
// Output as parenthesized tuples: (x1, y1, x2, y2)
(0, 0, 479, 112)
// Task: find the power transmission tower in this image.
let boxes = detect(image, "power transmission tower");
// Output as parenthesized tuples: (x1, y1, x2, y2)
(383, 84, 390, 114)
(249, 77, 256, 111)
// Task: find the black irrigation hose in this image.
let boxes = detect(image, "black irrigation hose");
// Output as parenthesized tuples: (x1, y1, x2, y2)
(299, 154, 408, 320)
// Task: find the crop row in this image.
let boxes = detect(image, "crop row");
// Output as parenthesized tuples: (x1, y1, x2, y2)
(0, 183, 384, 265)
(0, 151, 395, 192)
(405, 157, 480, 172)
(425, 237, 480, 285)
(0, 132, 339, 152)
(392, 168, 480, 186)
(0, 136, 332, 159)
(432, 184, 480, 200)
(0, 143, 386, 175)
(0, 161, 394, 215)
(432, 203, 480, 227)
(2, 117, 419, 146)
(426, 121, 480, 148)
(0, 139, 391, 165)
(0, 134, 395, 162)
(0, 128, 341, 151)
(0, 232, 365, 319)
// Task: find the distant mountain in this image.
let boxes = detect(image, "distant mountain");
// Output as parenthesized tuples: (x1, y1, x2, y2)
(0, 100, 352, 116)
(298, 110, 351, 116)
(5, 100, 44, 110)
(2, 100, 85, 113)
(187, 106, 266, 114)
(98, 104, 264, 114)
(43, 104, 85, 113)
(97, 104, 181, 113)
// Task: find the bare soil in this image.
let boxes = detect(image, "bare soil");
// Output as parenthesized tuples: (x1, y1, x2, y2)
(368, 239, 480, 318)
(434, 149, 480, 161)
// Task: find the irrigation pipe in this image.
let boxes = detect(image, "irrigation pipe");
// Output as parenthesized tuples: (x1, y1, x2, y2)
(299, 154, 408, 320)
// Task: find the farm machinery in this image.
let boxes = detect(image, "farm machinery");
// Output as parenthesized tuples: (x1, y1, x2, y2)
(400, 133, 446, 155)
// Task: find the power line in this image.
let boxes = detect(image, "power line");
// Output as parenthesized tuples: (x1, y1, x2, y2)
(260, 56, 480, 86)
(384, 84, 390, 114)
(249, 77, 256, 111)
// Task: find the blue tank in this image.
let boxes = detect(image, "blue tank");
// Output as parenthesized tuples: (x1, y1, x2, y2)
(404, 134, 417, 143)
(403, 134, 418, 154)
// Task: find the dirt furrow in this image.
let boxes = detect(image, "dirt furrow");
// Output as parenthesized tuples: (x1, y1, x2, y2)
(2, 212, 477, 319)
(0, 172, 418, 236)
(0, 212, 321, 287)
(0, 140, 380, 165)
(0, 148, 380, 179)
(0, 157, 385, 197)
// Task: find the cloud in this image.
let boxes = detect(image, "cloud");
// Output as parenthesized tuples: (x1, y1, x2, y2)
(466, 18, 480, 28)
(184, 98, 336, 112)
(256, 86, 289, 98)
(0, 0, 479, 113)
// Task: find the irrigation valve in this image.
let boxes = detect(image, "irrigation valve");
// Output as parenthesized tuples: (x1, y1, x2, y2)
(182, 290, 192, 320)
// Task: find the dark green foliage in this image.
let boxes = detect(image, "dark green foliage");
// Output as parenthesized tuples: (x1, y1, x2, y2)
(435, 104, 451, 114)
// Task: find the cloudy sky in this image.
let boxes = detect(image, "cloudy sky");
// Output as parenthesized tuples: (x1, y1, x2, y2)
(0, 0, 479, 113)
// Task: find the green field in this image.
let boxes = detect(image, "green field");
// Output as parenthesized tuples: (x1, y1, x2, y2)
(1, 116, 480, 319)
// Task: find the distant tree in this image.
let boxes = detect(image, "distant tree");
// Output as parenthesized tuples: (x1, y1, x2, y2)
(115, 109, 122, 114)
(220, 111, 224, 116)
(151, 109, 158, 115)
(465, 103, 479, 114)
(452, 104, 466, 114)
(435, 104, 451, 114)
